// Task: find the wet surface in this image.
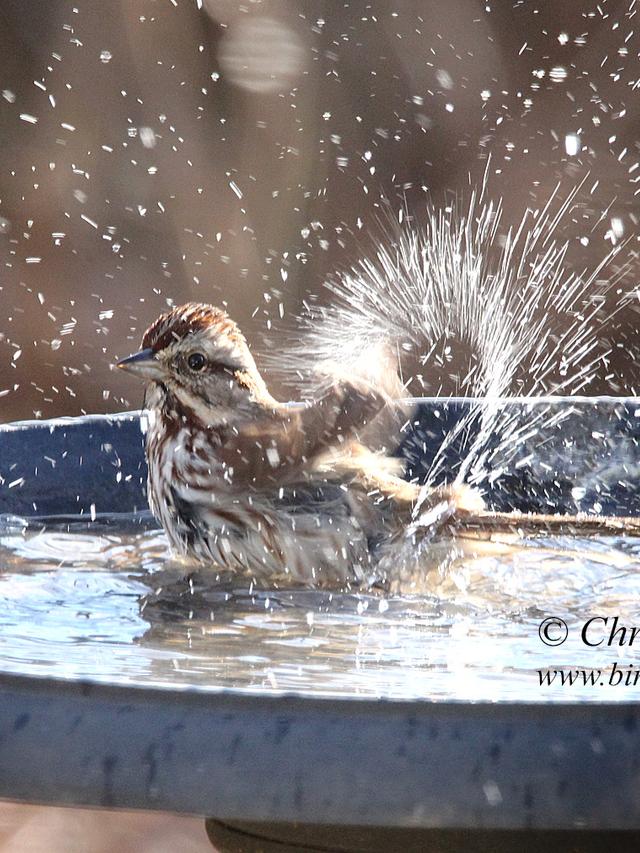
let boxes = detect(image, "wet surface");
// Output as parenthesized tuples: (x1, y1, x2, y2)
(1, 516, 639, 704)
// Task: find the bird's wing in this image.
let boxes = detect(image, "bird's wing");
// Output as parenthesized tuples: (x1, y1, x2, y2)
(319, 340, 416, 456)
(215, 378, 389, 489)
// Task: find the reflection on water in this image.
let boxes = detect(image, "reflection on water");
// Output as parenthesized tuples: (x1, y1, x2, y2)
(1, 515, 640, 703)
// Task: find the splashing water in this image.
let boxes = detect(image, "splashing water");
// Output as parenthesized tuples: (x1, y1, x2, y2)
(272, 179, 632, 506)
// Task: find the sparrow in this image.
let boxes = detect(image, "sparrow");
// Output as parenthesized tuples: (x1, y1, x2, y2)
(117, 302, 479, 586)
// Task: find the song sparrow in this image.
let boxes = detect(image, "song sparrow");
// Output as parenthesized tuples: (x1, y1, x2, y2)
(117, 302, 479, 586)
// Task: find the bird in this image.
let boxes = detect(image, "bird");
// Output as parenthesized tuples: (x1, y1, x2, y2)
(117, 302, 481, 587)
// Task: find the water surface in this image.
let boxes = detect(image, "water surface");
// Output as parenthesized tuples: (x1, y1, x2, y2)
(1, 515, 639, 703)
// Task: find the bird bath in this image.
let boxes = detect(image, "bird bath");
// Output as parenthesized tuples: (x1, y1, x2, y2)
(1, 398, 640, 852)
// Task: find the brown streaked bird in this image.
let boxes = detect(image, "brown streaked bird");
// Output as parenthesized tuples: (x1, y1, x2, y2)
(117, 302, 480, 586)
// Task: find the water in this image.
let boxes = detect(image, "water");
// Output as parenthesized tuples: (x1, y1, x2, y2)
(2, 515, 640, 704)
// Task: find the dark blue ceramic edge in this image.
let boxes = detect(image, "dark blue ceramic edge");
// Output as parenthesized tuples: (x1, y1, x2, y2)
(0, 670, 638, 828)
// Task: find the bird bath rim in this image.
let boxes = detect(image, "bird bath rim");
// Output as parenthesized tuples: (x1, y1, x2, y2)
(3, 393, 640, 430)
(1, 668, 640, 828)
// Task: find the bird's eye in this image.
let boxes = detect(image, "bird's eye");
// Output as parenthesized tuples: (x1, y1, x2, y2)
(187, 352, 207, 372)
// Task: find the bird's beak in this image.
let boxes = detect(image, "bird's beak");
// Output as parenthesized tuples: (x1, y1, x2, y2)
(116, 347, 165, 381)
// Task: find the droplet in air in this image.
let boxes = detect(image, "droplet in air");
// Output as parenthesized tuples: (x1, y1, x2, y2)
(565, 133, 580, 156)
(549, 66, 568, 82)
(139, 127, 156, 148)
(611, 217, 624, 239)
(218, 17, 306, 94)
(436, 69, 454, 89)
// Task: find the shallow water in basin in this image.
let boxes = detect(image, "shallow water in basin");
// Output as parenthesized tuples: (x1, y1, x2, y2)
(1, 515, 640, 703)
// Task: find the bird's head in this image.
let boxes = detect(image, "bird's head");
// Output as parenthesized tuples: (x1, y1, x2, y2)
(117, 302, 273, 424)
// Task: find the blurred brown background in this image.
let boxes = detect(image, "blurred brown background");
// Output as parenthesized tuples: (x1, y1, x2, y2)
(0, 0, 639, 422)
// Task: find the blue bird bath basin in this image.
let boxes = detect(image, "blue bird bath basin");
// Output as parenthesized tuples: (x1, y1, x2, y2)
(1, 398, 640, 851)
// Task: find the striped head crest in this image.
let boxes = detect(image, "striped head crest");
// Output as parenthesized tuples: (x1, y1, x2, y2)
(118, 302, 273, 422)
(142, 303, 246, 354)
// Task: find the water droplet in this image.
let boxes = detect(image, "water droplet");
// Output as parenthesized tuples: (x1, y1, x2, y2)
(139, 127, 156, 148)
(611, 217, 624, 238)
(436, 69, 454, 89)
(218, 17, 306, 94)
(565, 133, 580, 156)
(549, 66, 568, 82)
